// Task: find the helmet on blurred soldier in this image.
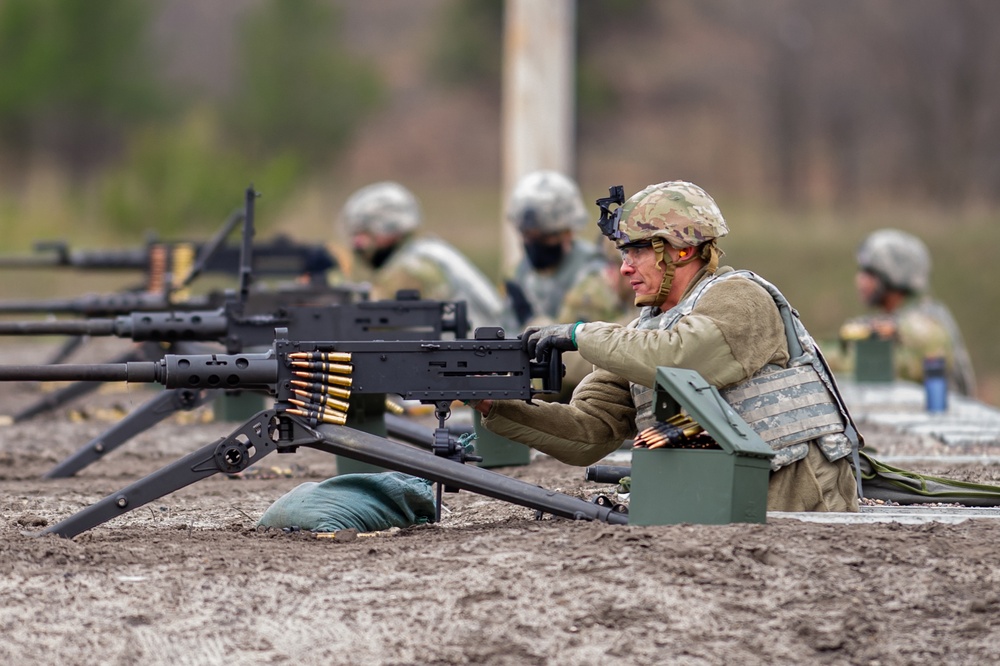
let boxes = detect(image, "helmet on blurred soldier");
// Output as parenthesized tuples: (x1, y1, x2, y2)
(616, 181, 728, 249)
(341, 181, 421, 237)
(856, 228, 930, 294)
(506, 170, 588, 234)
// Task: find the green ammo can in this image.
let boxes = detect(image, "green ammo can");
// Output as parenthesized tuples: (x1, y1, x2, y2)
(629, 367, 775, 526)
(336, 393, 390, 475)
(213, 390, 268, 422)
(472, 410, 531, 468)
(853, 337, 895, 384)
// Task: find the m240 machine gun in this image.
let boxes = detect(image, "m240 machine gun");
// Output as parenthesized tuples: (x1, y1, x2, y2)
(0, 330, 630, 538)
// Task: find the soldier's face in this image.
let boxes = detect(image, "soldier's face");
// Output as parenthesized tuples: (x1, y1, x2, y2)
(855, 270, 883, 307)
(352, 231, 400, 267)
(620, 244, 665, 298)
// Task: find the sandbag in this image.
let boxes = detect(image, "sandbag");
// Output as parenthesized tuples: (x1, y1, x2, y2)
(860, 452, 1000, 506)
(258, 472, 436, 533)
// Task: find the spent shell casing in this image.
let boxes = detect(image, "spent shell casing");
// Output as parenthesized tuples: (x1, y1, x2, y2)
(293, 371, 353, 388)
(288, 351, 352, 363)
(290, 360, 353, 375)
(290, 380, 352, 400)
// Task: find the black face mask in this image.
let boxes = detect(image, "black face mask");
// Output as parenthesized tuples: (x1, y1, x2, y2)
(355, 244, 397, 270)
(524, 240, 564, 270)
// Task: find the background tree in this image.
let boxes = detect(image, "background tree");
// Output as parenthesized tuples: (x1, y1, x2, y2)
(0, 0, 165, 181)
(225, 0, 384, 167)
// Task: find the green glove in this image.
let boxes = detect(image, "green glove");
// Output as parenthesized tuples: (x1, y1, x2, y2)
(522, 322, 583, 360)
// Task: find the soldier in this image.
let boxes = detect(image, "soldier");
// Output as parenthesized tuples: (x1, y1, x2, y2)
(837, 228, 976, 396)
(505, 171, 631, 401)
(341, 181, 512, 331)
(473, 180, 860, 512)
(504, 170, 624, 327)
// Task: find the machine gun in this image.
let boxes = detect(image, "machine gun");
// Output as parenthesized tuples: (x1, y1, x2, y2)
(0, 223, 338, 290)
(0, 329, 629, 538)
(8, 293, 470, 478)
(0, 278, 366, 423)
(0, 296, 467, 354)
(0, 190, 469, 476)
(0, 186, 370, 424)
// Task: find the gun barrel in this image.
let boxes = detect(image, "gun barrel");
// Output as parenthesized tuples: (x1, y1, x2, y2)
(0, 292, 182, 316)
(0, 319, 117, 336)
(584, 465, 632, 484)
(0, 248, 148, 270)
(0, 256, 64, 268)
(0, 362, 158, 383)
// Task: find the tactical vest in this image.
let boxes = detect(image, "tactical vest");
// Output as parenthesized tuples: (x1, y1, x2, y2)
(630, 269, 858, 471)
(513, 239, 607, 320)
(401, 238, 515, 332)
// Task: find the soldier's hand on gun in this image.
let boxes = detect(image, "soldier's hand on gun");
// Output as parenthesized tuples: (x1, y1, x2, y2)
(521, 322, 582, 361)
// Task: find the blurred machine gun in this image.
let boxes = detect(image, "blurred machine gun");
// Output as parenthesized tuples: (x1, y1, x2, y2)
(0, 217, 338, 292)
(0, 329, 627, 539)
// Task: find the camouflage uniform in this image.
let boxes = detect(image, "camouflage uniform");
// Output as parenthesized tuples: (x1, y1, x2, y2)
(836, 229, 976, 396)
(341, 182, 512, 332)
(484, 181, 860, 512)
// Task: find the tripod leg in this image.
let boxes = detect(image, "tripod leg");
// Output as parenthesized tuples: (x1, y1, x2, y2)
(43, 409, 283, 539)
(45, 335, 88, 365)
(307, 424, 629, 526)
(43, 388, 222, 478)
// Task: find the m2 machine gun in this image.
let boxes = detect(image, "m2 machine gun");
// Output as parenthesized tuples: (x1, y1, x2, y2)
(0, 218, 338, 290)
(0, 330, 631, 538)
(0, 187, 468, 478)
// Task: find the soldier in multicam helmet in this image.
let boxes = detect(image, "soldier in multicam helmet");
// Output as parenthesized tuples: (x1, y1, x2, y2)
(835, 228, 976, 396)
(340, 181, 512, 331)
(472, 180, 861, 513)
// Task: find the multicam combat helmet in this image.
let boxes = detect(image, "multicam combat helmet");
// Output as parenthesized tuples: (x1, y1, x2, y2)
(856, 228, 930, 294)
(506, 170, 588, 233)
(341, 181, 422, 237)
(596, 181, 728, 309)
(615, 181, 729, 249)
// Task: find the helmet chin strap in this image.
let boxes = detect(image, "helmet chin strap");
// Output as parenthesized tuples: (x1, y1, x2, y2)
(634, 240, 720, 308)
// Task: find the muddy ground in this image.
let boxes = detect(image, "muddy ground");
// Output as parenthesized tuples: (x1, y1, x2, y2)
(1, 340, 1000, 665)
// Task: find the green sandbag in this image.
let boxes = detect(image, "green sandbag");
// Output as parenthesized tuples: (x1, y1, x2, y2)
(258, 472, 436, 533)
(860, 451, 1000, 506)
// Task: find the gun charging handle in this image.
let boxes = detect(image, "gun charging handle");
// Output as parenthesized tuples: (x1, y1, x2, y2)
(530, 348, 564, 395)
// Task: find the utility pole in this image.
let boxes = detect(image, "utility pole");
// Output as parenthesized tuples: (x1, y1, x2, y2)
(500, 0, 576, 278)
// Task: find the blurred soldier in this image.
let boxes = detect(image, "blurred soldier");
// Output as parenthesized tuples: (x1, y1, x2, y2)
(473, 180, 860, 513)
(341, 181, 512, 331)
(504, 170, 622, 327)
(505, 171, 629, 401)
(836, 228, 976, 396)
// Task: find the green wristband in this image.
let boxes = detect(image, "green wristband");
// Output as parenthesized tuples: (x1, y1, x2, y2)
(570, 321, 583, 348)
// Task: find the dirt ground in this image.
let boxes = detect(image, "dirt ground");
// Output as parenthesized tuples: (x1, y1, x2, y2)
(2, 340, 1000, 665)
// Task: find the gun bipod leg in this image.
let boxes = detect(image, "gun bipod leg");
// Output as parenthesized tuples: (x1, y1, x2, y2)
(44, 388, 222, 479)
(42, 409, 288, 539)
